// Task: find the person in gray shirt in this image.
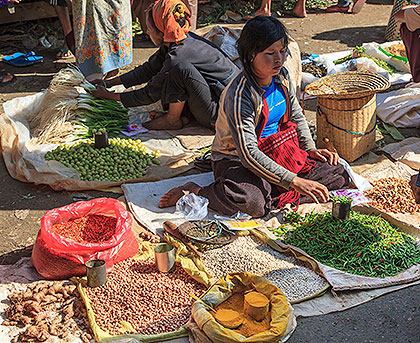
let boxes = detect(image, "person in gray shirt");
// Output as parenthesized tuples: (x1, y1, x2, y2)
(159, 16, 349, 217)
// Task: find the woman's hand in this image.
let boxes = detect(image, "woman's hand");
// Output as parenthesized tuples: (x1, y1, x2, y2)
(91, 79, 106, 88)
(91, 77, 121, 89)
(290, 176, 329, 203)
(87, 85, 121, 101)
(308, 148, 339, 165)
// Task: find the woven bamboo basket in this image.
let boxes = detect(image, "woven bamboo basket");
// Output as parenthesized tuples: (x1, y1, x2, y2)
(306, 72, 390, 162)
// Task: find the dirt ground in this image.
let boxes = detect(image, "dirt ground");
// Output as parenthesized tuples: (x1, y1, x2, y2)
(1, 1, 420, 342)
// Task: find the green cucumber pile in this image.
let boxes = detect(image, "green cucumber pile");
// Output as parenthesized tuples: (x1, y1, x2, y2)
(45, 137, 160, 181)
(270, 211, 420, 278)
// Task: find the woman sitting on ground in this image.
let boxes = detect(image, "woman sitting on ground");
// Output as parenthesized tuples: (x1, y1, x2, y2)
(160, 16, 349, 218)
(90, 0, 238, 130)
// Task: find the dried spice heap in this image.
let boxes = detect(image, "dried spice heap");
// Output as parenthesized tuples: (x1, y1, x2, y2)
(3, 281, 91, 343)
(365, 177, 420, 214)
(51, 214, 116, 243)
(212, 292, 271, 338)
(84, 258, 206, 336)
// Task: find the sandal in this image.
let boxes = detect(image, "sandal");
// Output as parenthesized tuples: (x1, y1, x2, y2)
(56, 48, 73, 59)
(325, 5, 350, 13)
(2, 51, 35, 63)
(280, 9, 306, 18)
(3, 54, 43, 67)
(0, 72, 15, 86)
(351, 0, 366, 14)
(194, 150, 212, 171)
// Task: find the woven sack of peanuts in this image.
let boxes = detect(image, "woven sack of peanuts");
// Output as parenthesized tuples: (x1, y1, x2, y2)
(31, 197, 138, 279)
(188, 272, 296, 343)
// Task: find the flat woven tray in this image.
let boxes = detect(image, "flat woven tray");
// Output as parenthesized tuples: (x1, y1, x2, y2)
(178, 220, 238, 249)
(305, 71, 390, 99)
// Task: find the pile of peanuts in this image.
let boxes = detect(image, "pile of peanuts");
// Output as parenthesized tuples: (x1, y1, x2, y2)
(84, 258, 206, 336)
(201, 235, 329, 302)
(364, 177, 420, 214)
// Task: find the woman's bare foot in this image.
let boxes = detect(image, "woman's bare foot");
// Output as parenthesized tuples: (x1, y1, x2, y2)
(143, 114, 188, 130)
(159, 182, 202, 208)
(149, 111, 165, 120)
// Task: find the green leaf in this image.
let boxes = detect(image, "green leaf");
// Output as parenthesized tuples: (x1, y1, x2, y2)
(382, 123, 406, 141)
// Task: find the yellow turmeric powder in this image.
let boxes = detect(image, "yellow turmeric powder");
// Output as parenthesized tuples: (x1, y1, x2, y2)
(244, 291, 269, 321)
(214, 309, 243, 328)
(211, 292, 271, 337)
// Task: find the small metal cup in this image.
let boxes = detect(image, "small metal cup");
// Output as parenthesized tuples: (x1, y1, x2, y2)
(332, 202, 351, 221)
(86, 259, 107, 287)
(154, 243, 175, 273)
(94, 132, 108, 149)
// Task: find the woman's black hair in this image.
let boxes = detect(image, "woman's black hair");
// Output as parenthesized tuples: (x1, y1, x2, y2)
(237, 16, 289, 77)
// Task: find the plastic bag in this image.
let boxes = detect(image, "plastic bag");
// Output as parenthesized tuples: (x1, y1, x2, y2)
(339, 158, 372, 192)
(356, 57, 390, 79)
(362, 41, 410, 73)
(190, 272, 296, 343)
(175, 193, 209, 220)
(31, 198, 139, 279)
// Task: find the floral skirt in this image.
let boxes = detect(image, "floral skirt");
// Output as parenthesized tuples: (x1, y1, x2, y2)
(73, 0, 133, 77)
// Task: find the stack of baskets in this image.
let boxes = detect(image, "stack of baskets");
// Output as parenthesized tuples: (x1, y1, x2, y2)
(305, 71, 390, 162)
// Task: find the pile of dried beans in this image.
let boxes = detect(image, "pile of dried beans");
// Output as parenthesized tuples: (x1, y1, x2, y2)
(84, 257, 206, 336)
(51, 214, 116, 243)
(364, 177, 420, 214)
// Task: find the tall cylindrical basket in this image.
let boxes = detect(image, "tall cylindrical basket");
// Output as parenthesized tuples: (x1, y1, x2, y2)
(305, 71, 390, 162)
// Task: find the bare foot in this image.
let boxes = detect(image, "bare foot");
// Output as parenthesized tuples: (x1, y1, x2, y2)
(159, 182, 202, 208)
(149, 111, 165, 120)
(143, 114, 188, 130)
(244, 9, 271, 19)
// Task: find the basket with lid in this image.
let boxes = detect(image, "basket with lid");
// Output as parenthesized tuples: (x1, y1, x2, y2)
(305, 71, 390, 162)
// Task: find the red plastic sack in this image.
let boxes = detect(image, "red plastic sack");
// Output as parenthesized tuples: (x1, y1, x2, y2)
(31, 198, 139, 280)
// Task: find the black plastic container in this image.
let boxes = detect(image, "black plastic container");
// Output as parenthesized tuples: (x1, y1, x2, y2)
(332, 202, 351, 221)
(94, 132, 108, 149)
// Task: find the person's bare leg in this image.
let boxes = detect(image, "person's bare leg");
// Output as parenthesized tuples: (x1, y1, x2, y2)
(159, 182, 201, 208)
(292, 0, 307, 17)
(55, 5, 73, 58)
(143, 101, 188, 130)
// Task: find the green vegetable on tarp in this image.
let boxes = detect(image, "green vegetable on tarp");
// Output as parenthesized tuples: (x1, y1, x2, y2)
(333, 46, 399, 74)
(45, 137, 160, 182)
(74, 93, 129, 138)
(270, 211, 420, 278)
(331, 195, 353, 204)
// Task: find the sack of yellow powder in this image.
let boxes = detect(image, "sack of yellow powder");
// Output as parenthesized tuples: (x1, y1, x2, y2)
(186, 272, 296, 343)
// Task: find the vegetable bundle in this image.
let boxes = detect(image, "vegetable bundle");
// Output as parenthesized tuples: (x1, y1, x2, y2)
(74, 93, 129, 139)
(44, 137, 160, 181)
(270, 211, 420, 278)
(27, 66, 129, 144)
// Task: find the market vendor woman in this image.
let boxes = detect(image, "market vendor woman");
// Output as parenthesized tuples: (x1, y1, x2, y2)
(89, 0, 238, 130)
(159, 16, 349, 217)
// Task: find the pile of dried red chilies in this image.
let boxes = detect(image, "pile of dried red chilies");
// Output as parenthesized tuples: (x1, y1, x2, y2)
(51, 214, 116, 243)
